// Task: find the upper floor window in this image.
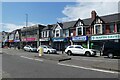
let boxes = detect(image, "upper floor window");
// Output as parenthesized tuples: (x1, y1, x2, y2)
(55, 30, 60, 37)
(64, 30, 69, 37)
(70, 29, 76, 36)
(94, 24, 103, 34)
(117, 23, 120, 32)
(76, 27, 83, 35)
(76, 21, 84, 36)
(47, 31, 49, 37)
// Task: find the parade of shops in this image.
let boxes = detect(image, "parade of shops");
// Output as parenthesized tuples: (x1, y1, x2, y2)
(1, 11, 120, 51)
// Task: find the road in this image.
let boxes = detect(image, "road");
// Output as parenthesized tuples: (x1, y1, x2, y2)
(2, 48, 119, 78)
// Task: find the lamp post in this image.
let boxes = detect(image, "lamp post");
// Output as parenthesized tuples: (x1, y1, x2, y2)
(25, 14, 28, 45)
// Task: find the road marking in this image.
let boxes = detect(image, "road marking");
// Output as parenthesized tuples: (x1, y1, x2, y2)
(20, 56, 34, 60)
(58, 63, 119, 74)
(20, 56, 43, 62)
(34, 58, 43, 62)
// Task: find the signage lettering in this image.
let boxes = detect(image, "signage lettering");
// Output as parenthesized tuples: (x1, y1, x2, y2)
(91, 34, 120, 40)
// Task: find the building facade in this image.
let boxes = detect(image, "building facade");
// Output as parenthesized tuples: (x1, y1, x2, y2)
(2, 11, 120, 51)
(20, 24, 45, 48)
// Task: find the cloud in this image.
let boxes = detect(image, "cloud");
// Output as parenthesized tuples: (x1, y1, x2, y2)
(1, 22, 44, 32)
(58, 1, 119, 22)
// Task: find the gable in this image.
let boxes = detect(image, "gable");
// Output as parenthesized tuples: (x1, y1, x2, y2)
(55, 24, 62, 30)
(92, 16, 104, 25)
(76, 21, 84, 27)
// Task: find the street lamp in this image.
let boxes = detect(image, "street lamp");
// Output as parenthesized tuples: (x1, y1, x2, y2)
(25, 14, 28, 45)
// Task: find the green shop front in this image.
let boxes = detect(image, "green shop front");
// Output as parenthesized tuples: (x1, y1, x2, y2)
(52, 37, 69, 51)
(90, 34, 120, 50)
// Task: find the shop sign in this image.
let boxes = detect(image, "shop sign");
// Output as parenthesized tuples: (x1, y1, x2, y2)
(9, 40, 14, 42)
(72, 36, 88, 41)
(39, 38, 50, 41)
(52, 38, 67, 42)
(14, 40, 20, 42)
(3, 39, 8, 42)
(22, 38, 36, 41)
(91, 34, 120, 40)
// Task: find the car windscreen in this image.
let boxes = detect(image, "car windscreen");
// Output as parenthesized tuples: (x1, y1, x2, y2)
(47, 46, 53, 49)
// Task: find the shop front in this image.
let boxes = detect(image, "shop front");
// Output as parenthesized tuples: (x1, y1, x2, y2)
(71, 36, 88, 48)
(21, 37, 37, 48)
(90, 34, 120, 50)
(52, 37, 69, 51)
(9, 40, 14, 48)
(2, 39, 9, 48)
(39, 38, 50, 46)
(14, 40, 20, 49)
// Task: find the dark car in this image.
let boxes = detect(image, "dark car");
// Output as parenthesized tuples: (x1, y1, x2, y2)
(102, 41, 120, 58)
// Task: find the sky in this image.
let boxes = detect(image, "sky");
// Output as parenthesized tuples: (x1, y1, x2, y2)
(1, 0, 119, 32)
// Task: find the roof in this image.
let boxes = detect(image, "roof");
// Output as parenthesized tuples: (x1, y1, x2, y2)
(62, 20, 77, 29)
(100, 13, 120, 23)
(83, 18, 93, 25)
(42, 13, 120, 31)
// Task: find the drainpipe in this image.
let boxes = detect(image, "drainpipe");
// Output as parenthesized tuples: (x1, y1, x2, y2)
(87, 36, 90, 49)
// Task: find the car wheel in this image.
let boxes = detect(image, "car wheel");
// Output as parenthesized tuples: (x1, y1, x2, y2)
(67, 51, 72, 56)
(29, 49, 32, 52)
(85, 51, 91, 57)
(47, 51, 50, 54)
(108, 53, 114, 59)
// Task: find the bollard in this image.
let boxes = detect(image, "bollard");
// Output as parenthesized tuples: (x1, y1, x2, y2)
(39, 47, 43, 57)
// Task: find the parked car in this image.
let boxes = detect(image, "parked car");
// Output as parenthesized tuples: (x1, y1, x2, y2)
(65, 45, 96, 56)
(102, 41, 120, 58)
(37, 45, 57, 54)
(23, 45, 37, 52)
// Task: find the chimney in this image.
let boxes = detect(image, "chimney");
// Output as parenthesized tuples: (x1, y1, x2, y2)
(91, 10, 97, 20)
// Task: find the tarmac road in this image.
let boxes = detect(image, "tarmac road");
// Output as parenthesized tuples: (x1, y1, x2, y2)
(2, 49, 119, 78)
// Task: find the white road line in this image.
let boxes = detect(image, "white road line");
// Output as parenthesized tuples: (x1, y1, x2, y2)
(20, 56, 34, 60)
(58, 63, 119, 74)
(20, 56, 43, 62)
(34, 59, 43, 62)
